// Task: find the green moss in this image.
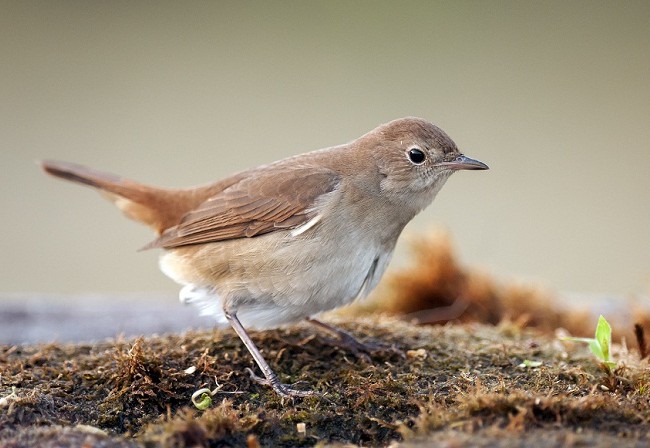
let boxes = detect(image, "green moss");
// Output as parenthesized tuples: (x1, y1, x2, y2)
(1, 318, 648, 447)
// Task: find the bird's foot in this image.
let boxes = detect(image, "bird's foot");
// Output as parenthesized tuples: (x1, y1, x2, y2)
(328, 332, 404, 360)
(245, 368, 318, 398)
(307, 318, 404, 360)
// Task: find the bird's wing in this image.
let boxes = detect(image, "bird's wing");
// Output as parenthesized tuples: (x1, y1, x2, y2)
(145, 165, 340, 249)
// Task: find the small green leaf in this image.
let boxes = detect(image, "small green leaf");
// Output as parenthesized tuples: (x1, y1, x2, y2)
(588, 339, 605, 361)
(562, 336, 595, 343)
(193, 393, 212, 410)
(594, 315, 612, 361)
(559, 315, 617, 369)
(191, 388, 213, 410)
(518, 359, 542, 368)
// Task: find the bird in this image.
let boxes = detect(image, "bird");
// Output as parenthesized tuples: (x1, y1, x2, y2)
(41, 117, 488, 397)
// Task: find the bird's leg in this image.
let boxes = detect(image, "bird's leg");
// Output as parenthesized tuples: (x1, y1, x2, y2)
(224, 310, 315, 398)
(306, 317, 383, 358)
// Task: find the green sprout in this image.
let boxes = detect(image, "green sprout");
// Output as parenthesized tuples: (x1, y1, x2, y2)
(191, 388, 215, 410)
(518, 359, 542, 368)
(190, 376, 242, 410)
(562, 315, 617, 371)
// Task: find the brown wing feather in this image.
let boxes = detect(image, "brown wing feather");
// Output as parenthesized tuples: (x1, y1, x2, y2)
(145, 166, 340, 249)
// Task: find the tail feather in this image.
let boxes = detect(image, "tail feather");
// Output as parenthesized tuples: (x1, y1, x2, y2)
(40, 160, 192, 234)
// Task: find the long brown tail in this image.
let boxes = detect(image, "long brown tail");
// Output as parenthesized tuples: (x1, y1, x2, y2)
(40, 160, 196, 234)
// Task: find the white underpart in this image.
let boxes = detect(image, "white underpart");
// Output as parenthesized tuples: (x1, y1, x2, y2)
(178, 283, 305, 329)
(290, 214, 322, 237)
(179, 285, 227, 324)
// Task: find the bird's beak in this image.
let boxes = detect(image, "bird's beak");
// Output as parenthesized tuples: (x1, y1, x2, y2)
(436, 154, 489, 170)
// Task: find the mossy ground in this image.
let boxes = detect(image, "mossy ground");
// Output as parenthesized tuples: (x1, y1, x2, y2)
(1, 317, 648, 447)
(2, 230, 648, 446)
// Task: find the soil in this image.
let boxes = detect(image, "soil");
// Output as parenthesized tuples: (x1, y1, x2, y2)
(1, 317, 648, 447)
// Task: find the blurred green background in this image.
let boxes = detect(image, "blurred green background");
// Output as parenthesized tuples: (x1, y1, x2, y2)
(2, 1, 649, 296)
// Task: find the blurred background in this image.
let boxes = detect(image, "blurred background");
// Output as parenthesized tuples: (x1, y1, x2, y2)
(2, 1, 649, 324)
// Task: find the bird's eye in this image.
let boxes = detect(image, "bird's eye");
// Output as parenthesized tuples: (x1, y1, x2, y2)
(407, 148, 426, 164)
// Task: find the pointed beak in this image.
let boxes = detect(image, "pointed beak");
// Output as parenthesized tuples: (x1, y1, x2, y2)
(437, 154, 489, 170)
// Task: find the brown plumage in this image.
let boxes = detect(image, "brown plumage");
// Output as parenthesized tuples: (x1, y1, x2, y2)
(151, 166, 340, 249)
(41, 160, 222, 234)
(41, 117, 488, 397)
(41, 160, 341, 248)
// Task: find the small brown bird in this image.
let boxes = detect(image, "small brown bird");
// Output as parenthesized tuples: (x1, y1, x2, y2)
(41, 117, 488, 397)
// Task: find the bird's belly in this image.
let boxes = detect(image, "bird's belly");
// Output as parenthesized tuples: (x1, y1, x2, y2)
(159, 229, 393, 329)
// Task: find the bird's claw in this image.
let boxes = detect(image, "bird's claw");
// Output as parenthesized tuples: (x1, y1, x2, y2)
(245, 368, 318, 398)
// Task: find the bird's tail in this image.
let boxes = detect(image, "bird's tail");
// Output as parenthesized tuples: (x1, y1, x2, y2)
(40, 160, 193, 234)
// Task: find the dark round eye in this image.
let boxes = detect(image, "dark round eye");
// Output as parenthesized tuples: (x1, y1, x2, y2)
(407, 148, 426, 164)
